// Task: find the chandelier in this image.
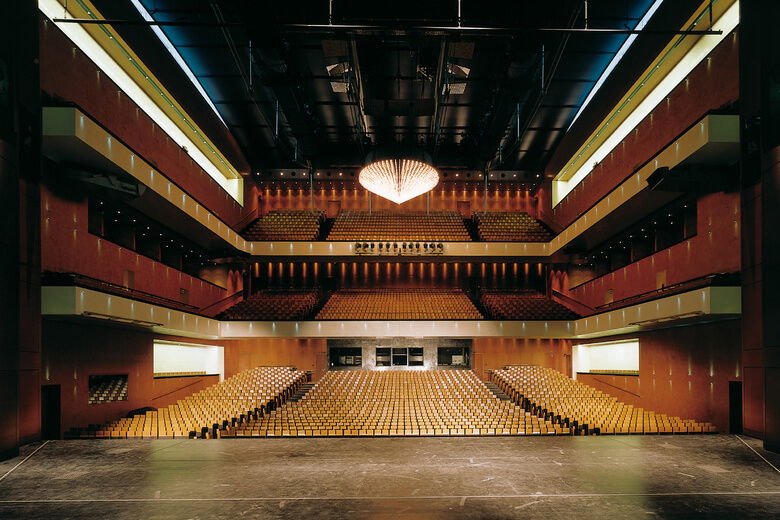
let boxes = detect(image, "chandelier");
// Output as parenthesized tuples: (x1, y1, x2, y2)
(359, 156, 439, 204)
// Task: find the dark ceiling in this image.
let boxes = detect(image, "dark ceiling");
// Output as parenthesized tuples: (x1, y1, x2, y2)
(92, 0, 703, 180)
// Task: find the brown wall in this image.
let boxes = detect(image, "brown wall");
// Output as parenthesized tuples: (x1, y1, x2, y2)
(548, 31, 739, 229)
(42, 320, 225, 435)
(575, 320, 741, 432)
(225, 338, 328, 381)
(41, 183, 228, 309)
(39, 19, 245, 227)
(257, 181, 541, 218)
(553, 191, 741, 308)
(472, 338, 571, 381)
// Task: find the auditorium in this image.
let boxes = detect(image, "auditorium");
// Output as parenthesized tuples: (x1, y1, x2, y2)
(1, 0, 779, 518)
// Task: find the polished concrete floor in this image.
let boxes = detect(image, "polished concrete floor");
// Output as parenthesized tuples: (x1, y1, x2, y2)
(0, 435, 778, 519)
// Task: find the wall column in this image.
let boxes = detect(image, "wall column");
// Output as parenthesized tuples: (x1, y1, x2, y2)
(0, 2, 42, 459)
(740, 0, 780, 451)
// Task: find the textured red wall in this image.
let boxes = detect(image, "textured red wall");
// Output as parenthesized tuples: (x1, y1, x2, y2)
(42, 321, 225, 435)
(225, 338, 328, 380)
(549, 31, 739, 229)
(39, 19, 244, 227)
(257, 181, 541, 218)
(473, 338, 571, 380)
(575, 320, 741, 432)
(554, 191, 741, 309)
(41, 183, 228, 310)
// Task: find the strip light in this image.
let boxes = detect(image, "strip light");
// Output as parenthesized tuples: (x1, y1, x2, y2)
(553, 0, 739, 205)
(128, 0, 227, 127)
(359, 159, 440, 204)
(568, 0, 665, 130)
(39, 0, 243, 204)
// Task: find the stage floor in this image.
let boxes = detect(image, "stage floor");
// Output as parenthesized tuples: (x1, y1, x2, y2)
(0, 435, 778, 519)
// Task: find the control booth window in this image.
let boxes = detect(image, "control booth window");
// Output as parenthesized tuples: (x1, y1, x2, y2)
(376, 348, 391, 367)
(330, 347, 362, 367)
(438, 347, 470, 367)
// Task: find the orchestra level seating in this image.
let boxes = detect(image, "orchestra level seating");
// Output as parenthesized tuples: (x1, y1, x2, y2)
(491, 365, 718, 434)
(473, 211, 553, 242)
(66, 366, 306, 439)
(316, 288, 483, 320)
(326, 211, 471, 241)
(242, 210, 324, 241)
(480, 290, 580, 320)
(217, 289, 320, 320)
(228, 370, 564, 437)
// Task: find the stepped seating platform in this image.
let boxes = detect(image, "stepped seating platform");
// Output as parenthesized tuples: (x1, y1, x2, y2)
(480, 290, 580, 320)
(243, 210, 324, 241)
(228, 370, 565, 437)
(217, 289, 319, 320)
(473, 211, 553, 242)
(88, 376, 128, 405)
(327, 211, 471, 241)
(491, 365, 718, 435)
(66, 366, 306, 439)
(316, 288, 483, 320)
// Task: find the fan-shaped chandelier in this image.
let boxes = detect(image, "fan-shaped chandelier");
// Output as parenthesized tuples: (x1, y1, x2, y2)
(359, 152, 439, 204)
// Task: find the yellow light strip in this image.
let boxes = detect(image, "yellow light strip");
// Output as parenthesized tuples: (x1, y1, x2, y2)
(552, 0, 739, 206)
(39, 0, 244, 204)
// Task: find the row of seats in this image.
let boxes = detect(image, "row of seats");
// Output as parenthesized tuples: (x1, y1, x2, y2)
(88, 376, 128, 405)
(243, 210, 324, 241)
(217, 289, 320, 320)
(316, 288, 483, 320)
(153, 371, 208, 378)
(327, 211, 471, 241)
(228, 370, 565, 437)
(473, 212, 552, 242)
(491, 365, 717, 434)
(480, 290, 580, 320)
(68, 366, 306, 439)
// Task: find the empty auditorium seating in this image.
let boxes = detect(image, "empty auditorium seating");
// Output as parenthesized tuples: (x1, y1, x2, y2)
(88, 376, 128, 405)
(473, 212, 552, 242)
(480, 290, 580, 320)
(491, 365, 717, 434)
(68, 366, 306, 439)
(229, 370, 565, 437)
(243, 210, 324, 241)
(316, 288, 482, 320)
(217, 289, 319, 320)
(327, 211, 471, 241)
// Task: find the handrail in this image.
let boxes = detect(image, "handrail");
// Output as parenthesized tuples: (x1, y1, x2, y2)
(198, 289, 245, 317)
(42, 272, 199, 311)
(151, 376, 218, 401)
(234, 205, 260, 232)
(588, 376, 641, 398)
(551, 289, 595, 316)
(593, 273, 737, 312)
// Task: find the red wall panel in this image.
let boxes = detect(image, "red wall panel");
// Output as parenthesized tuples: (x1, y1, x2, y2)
(39, 20, 244, 227)
(472, 338, 571, 380)
(555, 191, 741, 309)
(576, 320, 741, 432)
(256, 181, 541, 218)
(549, 32, 739, 229)
(41, 183, 227, 309)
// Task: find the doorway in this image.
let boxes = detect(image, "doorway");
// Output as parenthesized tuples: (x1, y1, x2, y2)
(41, 384, 61, 440)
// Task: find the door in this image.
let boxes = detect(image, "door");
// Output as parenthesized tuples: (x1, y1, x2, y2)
(41, 385, 61, 440)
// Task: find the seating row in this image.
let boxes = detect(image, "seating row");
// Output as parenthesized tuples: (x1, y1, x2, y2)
(243, 210, 324, 241)
(218, 289, 320, 320)
(473, 212, 552, 242)
(315, 288, 483, 320)
(228, 370, 565, 437)
(491, 365, 717, 434)
(327, 211, 471, 241)
(67, 366, 306, 439)
(480, 290, 580, 320)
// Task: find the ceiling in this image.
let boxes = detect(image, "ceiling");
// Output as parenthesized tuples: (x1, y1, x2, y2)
(91, 0, 704, 183)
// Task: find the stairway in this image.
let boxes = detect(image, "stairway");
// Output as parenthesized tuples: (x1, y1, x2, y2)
(289, 382, 316, 402)
(483, 381, 511, 401)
